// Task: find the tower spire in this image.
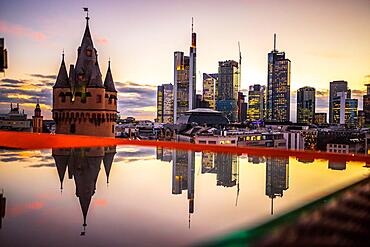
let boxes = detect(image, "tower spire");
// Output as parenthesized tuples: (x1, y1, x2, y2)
(83, 7, 89, 23)
(191, 17, 194, 33)
(273, 33, 276, 51)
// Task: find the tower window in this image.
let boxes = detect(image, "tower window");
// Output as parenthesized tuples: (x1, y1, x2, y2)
(112, 125, 114, 133)
(96, 95, 102, 103)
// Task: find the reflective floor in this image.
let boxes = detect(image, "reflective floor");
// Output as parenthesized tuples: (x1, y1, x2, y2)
(0, 146, 369, 246)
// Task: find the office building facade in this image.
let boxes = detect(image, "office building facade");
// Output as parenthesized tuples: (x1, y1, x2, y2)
(157, 84, 174, 124)
(363, 84, 370, 126)
(202, 73, 218, 110)
(216, 60, 239, 122)
(329, 80, 348, 124)
(247, 84, 265, 122)
(266, 35, 291, 122)
(173, 21, 196, 123)
(297, 86, 315, 124)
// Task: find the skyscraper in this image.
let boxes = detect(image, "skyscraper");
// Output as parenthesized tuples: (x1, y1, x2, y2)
(296, 86, 315, 124)
(329, 80, 348, 124)
(157, 84, 174, 124)
(266, 34, 291, 123)
(332, 91, 358, 127)
(202, 73, 218, 109)
(173, 20, 196, 123)
(216, 60, 239, 122)
(238, 92, 247, 123)
(247, 84, 265, 122)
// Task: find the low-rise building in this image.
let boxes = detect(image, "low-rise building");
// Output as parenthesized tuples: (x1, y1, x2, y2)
(0, 103, 31, 132)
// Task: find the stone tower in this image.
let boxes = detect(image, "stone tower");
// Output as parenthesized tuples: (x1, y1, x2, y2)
(52, 12, 118, 137)
(32, 100, 43, 133)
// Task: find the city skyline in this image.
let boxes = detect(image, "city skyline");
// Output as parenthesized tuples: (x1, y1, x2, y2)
(0, 0, 369, 120)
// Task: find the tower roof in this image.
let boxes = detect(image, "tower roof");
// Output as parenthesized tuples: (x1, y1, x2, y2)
(104, 61, 117, 92)
(73, 15, 104, 89)
(54, 53, 70, 88)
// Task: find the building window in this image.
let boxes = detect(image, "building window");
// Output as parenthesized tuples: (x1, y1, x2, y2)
(199, 140, 206, 144)
(70, 124, 76, 134)
(209, 141, 216, 144)
(112, 125, 114, 134)
(96, 95, 102, 103)
(231, 140, 236, 144)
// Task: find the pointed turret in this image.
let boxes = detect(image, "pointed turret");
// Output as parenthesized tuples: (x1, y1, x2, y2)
(54, 155, 68, 192)
(54, 52, 69, 88)
(104, 60, 117, 92)
(73, 13, 104, 89)
(103, 146, 116, 184)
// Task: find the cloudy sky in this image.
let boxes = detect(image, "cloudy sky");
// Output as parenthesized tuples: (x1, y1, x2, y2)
(0, 0, 369, 121)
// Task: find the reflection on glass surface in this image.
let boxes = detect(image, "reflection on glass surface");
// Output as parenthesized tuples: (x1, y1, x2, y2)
(0, 146, 369, 246)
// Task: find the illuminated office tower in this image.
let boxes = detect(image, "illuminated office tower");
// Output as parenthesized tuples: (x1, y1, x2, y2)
(173, 19, 196, 123)
(247, 84, 265, 121)
(157, 83, 174, 123)
(363, 84, 370, 126)
(329, 80, 348, 124)
(297, 86, 315, 124)
(202, 73, 218, 109)
(332, 91, 358, 127)
(216, 60, 239, 122)
(266, 34, 291, 122)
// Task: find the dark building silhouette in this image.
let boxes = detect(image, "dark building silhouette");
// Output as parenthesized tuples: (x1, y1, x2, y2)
(266, 34, 291, 123)
(52, 146, 116, 235)
(265, 158, 289, 214)
(0, 38, 8, 73)
(0, 191, 5, 229)
(363, 84, 370, 126)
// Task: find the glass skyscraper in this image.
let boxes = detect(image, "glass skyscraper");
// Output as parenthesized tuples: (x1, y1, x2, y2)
(173, 21, 196, 123)
(329, 80, 348, 124)
(216, 60, 239, 122)
(247, 84, 265, 122)
(202, 73, 218, 110)
(266, 34, 291, 122)
(297, 86, 315, 124)
(157, 83, 174, 124)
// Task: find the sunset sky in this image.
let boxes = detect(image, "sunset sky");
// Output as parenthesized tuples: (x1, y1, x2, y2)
(0, 0, 369, 120)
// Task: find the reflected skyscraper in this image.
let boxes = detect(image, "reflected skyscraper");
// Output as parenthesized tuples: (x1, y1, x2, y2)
(265, 158, 289, 214)
(172, 150, 195, 226)
(52, 146, 116, 235)
(215, 153, 238, 187)
(0, 191, 5, 229)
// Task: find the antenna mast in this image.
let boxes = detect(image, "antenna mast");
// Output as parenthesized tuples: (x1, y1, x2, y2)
(238, 41, 242, 91)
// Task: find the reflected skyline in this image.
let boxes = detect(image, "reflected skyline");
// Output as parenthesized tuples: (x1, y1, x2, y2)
(0, 146, 368, 246)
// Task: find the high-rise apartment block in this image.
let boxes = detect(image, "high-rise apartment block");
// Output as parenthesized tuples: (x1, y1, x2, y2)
(202, 73, 218, 110)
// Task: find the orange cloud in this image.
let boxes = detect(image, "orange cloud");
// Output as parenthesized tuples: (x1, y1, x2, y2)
(96, 37, 108, 45)
(0, 20, 46, 41)
(8, 201, 45, 217)
(93, 199, 107, 207)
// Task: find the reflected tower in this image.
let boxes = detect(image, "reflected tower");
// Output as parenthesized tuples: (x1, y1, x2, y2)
(265, 158, 289, 214)
(172, 150, 195, 227)
(52, 146, 116, 235)
(0, 191, 5, 229)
